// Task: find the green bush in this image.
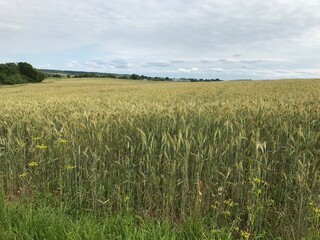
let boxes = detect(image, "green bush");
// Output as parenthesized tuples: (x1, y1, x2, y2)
(0, 62, 45, 85)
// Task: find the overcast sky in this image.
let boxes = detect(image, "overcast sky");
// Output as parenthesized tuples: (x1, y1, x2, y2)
(1, 0, 320, 79)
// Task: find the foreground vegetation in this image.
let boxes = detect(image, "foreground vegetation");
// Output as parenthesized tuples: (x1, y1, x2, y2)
(0, 78, 320, 239)
(0, 192, 212, 240)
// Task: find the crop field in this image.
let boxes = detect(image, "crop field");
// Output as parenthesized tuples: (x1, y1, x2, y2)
(1, 78, 320, 239)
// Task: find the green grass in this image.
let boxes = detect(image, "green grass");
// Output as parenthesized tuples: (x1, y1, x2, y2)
(1, 78, 320, 239)
(0, 192, 231, 240)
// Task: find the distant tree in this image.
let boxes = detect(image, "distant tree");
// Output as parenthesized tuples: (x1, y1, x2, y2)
(18, 62, 45, 83)
(0, 62, 45, 85)
(131, 74, 139, 80)
(51, 74, 63, 78)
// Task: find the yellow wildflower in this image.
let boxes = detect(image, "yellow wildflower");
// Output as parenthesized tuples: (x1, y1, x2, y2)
(240, 230, 250, 239)
(309, 201, 315, 206)
(36, 144, 47, 150)
(58, 138, 67, 144)
(211, 202, 217, 209)
(124, 195, 130, 201)
(251, 177, 268, 185)
(224, 199, 238, 207)
(253, 177, 261, 184)
(36, 144, 48, 150)
(28, 161, 38, 167)
(313, 207, 320, 214)
(20, 172, 28, 177)
(65, 164, 75, 170)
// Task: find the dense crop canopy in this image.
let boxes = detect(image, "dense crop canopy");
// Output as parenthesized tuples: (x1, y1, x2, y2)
(1, 78, 320, 239)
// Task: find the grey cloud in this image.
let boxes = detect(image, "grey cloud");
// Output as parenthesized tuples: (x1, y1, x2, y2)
(218, 58, 286, 64)
(66, 61, 81, 68)
(0, 0, 320, 79)
(207, 67, 226, 72)
(170, 60, 185, 64)
(0, 23, 20, 32)
(84, 60, 108, 68)
(142, 61, 172, 68)
(200, 58, 285, 64)
(109, 59, 137, 69)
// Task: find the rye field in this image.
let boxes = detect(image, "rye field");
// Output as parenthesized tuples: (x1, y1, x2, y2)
(0, 78, 320, 239)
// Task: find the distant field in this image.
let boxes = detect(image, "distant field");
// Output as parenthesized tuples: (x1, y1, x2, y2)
(1, 78, 320, 239)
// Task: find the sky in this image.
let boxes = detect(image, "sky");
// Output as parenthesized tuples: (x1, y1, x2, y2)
(0, 0, 320, 80)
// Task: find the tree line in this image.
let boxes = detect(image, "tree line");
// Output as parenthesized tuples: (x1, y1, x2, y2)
(45, 71, 221, 82)
(0, 62, 45, 85)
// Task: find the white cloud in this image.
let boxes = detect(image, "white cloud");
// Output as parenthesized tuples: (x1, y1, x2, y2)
(178, 67, 199, 73)
(208, 67, 225, 72)
(35, 64, 52, 69)
(0, 22, 20, 32)
(178, 68, 190, 73)
(66, 60, 81, 68)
